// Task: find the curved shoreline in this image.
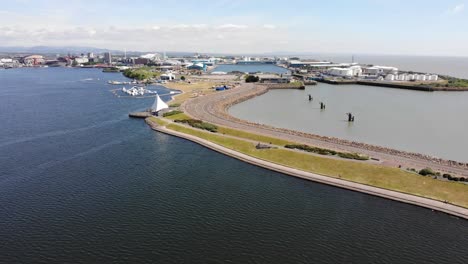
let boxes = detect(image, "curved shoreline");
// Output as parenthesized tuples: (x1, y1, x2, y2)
(182, 83, 468, 176)
(146, 118, 468, 220)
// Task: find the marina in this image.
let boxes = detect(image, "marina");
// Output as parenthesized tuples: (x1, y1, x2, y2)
(121, 86, 157, 96)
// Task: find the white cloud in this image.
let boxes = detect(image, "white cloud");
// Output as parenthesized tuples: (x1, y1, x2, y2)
(166, 24, 208, 31)
(263, 24, 276, 29)
(88, 29, 97, 36)
(216, 24, 248, 29)
(447, 3, 465, 14)
(0, 24, 289, 53)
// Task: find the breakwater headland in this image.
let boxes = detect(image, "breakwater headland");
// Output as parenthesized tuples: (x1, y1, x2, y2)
(146, 116, 468, 219)
(315, 79, 468, 91)
(182, 83, 468, 176)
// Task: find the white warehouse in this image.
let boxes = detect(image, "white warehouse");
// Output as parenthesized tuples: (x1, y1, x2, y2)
(327, 66, 362, 77)
(364, 66, 398, 75)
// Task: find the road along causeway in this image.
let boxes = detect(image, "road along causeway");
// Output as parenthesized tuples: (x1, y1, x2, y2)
(182, 83, 468, 177)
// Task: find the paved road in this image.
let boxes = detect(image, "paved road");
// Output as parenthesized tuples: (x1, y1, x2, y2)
(183, 83, 468, 177)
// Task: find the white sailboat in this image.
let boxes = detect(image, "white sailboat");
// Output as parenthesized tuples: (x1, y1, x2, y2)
(151, 94, 169, 114)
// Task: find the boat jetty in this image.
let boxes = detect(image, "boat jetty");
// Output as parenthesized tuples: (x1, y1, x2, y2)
(108, 80, 135, 85)
(129, 94, 169, 118)
(122, 86, 158, 96)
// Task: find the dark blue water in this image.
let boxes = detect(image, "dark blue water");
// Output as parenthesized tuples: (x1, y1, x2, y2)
(0, 68, 467, 263)
(212, 64, 289, 74)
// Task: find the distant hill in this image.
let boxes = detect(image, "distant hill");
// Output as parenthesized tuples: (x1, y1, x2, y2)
(0, 46, 207, 57)
(0, 46, 322, 57)
(0, 46, 124, 55)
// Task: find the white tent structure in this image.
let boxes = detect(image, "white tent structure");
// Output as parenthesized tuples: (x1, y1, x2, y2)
(151, 94, 169, 113)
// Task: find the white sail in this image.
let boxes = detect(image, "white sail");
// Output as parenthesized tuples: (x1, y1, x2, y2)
(151, 94, 169, 112)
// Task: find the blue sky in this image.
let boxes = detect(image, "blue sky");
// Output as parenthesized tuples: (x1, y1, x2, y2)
(1, 0, 467, 55)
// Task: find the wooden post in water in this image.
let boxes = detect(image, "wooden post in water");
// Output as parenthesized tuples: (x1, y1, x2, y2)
(320, 102, 326, 109)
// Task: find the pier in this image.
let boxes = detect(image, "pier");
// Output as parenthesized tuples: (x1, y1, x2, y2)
(129, 111, 152, 118)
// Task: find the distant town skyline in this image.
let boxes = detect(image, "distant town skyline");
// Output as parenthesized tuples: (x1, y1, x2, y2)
(1, 0, 467, 56)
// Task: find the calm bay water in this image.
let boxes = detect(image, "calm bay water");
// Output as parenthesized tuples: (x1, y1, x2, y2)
(0, 68, 467, 263)
(230, 83, 468, 162)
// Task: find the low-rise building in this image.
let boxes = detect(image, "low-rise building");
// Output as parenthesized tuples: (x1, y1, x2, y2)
(134, 58, 150, 65)
(160, 73, 176, 81)
(258, 74, 290, 84)
(0, 58, 19, 68)
(289, 60, 333, 68)
(327, 67, 354, 77)
(363, 66, 398, 75)
(74, 57, 89, 64)
(187, 63, 206, 71)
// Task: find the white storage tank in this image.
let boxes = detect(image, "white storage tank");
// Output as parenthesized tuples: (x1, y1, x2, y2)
(385, 74, 395, 81)
(430, 74, 438, 81)
(398, 74, 407, 81)
(420, 75, 427, 81)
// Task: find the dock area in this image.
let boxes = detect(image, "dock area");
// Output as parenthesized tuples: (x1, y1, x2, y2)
(129, 111, 153, 118)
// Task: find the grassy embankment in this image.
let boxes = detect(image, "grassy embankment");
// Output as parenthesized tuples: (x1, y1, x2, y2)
(164, 112, 191, 121)
(397, 77, 468, 89)
(152, 117, 468, 208)
(148, 116, 169, 126)
(164, 112, 366, 159)
(123, 67, 161, 80)
(425, 77, 468, 88)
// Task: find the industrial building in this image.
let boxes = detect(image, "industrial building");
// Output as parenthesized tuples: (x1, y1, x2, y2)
(104, 52, 112, 64)
(327, 66, 362, 77)
(133, 58, 150, 65)
(288, 60, 333, 68)
(363, 66, 398, 75)
(22, 55, 45, 66)
(140, 53, 161, 61)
